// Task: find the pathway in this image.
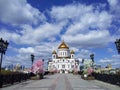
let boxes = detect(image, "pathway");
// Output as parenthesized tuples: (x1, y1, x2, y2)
(0, 74, 119, 90)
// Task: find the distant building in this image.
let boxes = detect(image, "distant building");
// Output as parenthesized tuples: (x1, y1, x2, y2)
(48, 41, 80, 73)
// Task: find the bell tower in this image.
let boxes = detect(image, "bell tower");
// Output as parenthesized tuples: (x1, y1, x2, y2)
(52, 50, 57, 59)
(70, 50, 75, 59)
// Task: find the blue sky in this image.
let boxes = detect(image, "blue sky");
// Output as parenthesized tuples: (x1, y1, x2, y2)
(0, 0, 120, 68)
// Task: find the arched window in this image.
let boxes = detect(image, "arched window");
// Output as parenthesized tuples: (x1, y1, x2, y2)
(71, 54, 74, 58)
(54, 55, 55, 58)
(68, 65, 69, 68)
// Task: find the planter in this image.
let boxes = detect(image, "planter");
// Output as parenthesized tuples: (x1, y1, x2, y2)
(30, 76, 39, 80)
(81, 74, 87, 79)
(81, 74, 95, 80)
(86, 76, 95, 80)
(38, 73, 43, 79)
(73, 71, 78, 75)
(48, 72, 54, 75)
(30, 73, 43, 80)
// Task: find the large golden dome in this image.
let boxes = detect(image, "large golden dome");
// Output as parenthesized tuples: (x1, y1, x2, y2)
(58, 41, 69, 49)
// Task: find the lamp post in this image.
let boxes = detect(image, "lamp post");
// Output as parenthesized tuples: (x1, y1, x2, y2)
(90, 54, 94, 68)
(31, 54, 34, 65)
(90, 54, 94, 62)
(82, 58, 84, 64)
(115, 39, 120, 54)
(0, 38, 9, 73)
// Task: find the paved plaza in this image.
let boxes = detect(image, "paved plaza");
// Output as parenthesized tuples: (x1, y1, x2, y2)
(0, 74, 120, 90)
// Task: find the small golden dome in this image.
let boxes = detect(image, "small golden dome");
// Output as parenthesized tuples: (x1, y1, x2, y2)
(58, 41, 69, 49)
(70, 50, 75, 54)
(52, 50, 57, 54)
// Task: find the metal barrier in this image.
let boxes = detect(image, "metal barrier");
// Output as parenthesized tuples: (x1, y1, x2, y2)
(92, 73, 120, 86)
(0, 73, 30, 88)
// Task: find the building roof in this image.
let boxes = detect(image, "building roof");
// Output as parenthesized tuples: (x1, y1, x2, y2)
(70, 50, 75, 54)
(58, 41, 69, 49)
(52, 50, 57, 54)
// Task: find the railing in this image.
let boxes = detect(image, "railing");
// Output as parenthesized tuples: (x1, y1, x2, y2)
(0, 73, 30, 88)
(92, 73, 120, 86)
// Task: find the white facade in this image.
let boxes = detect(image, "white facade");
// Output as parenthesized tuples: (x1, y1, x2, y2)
(48, 41, 80, 73)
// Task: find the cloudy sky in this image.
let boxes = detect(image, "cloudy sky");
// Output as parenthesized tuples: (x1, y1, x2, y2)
(0, 0, 120, 68)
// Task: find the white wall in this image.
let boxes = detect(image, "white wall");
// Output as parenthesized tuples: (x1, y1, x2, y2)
(57, 49, 70, 57)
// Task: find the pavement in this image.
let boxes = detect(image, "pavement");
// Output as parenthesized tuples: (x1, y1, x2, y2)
(0, 74, 120, 90)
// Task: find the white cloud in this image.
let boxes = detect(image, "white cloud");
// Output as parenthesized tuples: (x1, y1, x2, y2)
(107, 0, 120, 22)
(112, 55, 120, 59)
(2, 41, 60, 67)
(50, 4, 93, 21)
(19, 47, 34, 54)
(50, 4, 112, 29)
(3, 55, 31, 67)
(0, 0, 46, 25)
(0, 29, 20, 42)
(49, 3, 115, 48)
(1, 1, 120, 68)
(0, 3, 116, 48)
(107, 48, 114, 53)
(99, 59, 112, 63)
(75, 49, 93, 59)
(99, 55, 120, 68)
(19, 22, 64, 44)
(108, 0, 118, 7)
(62, 30, 115, 48)
(0, 22, 65, 45)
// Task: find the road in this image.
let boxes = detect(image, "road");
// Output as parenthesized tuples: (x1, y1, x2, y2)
(0, 74, 120, 90)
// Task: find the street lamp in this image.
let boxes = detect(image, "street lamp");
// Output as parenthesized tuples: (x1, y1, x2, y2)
(90, 54, 94, 68)
(115, 39, 120, 54)
(90, 54, 94, 63)
(31, 54, 34, 65)
(0, 38, 9, 73)
(82, 58, 84, 63)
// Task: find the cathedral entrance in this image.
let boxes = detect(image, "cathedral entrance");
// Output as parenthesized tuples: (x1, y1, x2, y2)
(60, 69, 68, 73)
(60, 69, 65, 73)
(62, 70, 65, 73)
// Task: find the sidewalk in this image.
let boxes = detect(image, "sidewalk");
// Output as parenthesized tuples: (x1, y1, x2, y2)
(0, 74, 60, 90)
(89, 78, 120, 90)
(68, 74, 120, 90)
(0, 74, 119, 90)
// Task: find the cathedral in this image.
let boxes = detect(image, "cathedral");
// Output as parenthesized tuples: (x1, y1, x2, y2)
(48, 41, 80, 73)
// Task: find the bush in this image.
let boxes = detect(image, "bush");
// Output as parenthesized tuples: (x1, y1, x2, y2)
(116, 70, 120, 75)
(44, 71, 50, 75)
(29, 72, 36, 77)
(0, 70, 20, 75)
(1, 70, 12, 74)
